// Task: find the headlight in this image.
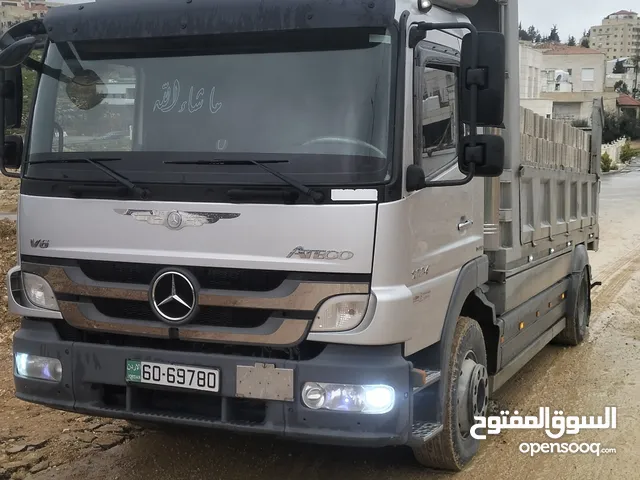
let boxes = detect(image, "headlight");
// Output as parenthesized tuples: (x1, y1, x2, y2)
(22, 272, 59, 311)
(301, 382, 395, 414)
(311, 294, 369, 332)
(15, 352, 63, 382)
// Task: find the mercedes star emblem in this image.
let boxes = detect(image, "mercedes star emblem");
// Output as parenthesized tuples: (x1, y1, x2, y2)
(166, 211, 183, 230)
(150, 270, 198, 324)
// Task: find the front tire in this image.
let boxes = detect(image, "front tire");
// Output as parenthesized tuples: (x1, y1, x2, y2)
(412, 316, 488, 471)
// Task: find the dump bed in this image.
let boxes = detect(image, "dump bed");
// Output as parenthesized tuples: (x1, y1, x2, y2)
(483, 99, 603, 313)
(516, 106, 599, 248)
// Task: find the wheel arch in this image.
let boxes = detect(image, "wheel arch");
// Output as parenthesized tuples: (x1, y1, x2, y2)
(435, 256, 495, 418)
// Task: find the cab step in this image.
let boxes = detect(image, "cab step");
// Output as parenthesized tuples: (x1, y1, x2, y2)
(411, 369, 441, 394)
(409, 422, 443, 445)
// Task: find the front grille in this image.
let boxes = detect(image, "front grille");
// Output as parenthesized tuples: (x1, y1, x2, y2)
(77, 259, 288, 291)
(54, 321, 326, 360)
(91, 298, 272, 329)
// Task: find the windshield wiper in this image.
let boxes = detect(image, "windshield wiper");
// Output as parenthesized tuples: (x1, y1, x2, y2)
(166, 159, 325, 204)
(29, 158, 150, 199)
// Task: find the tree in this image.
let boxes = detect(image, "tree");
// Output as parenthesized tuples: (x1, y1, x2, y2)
(581, 37, 590, 48)
(614, 80, 630, 94)
(519, 22, 526, 40)
(613, 60, 626, 74)
(602, 111, 640, 144)
(548, 24, 561, 43)
(519, 22, 531, 41)
(567, 36, 576, 46)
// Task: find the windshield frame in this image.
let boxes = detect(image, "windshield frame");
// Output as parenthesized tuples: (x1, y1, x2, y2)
(22, 26, 401, 196)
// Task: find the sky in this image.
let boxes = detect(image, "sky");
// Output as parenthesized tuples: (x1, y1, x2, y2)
(518, 0, 635, 41)
(56, 0, 635, 42)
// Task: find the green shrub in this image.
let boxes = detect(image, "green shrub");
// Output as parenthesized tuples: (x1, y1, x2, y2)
(601, 152, 612, 172)
(620, 140, 634, 163)
(603, 111, 640, 144)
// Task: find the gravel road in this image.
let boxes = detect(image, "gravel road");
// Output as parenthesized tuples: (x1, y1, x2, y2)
(2, 162, 640, 480)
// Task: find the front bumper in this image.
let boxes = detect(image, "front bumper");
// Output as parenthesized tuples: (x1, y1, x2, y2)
(13, 319, 413, 447)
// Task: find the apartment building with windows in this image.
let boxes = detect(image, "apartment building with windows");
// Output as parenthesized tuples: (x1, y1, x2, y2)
(589, 10, 640, 61)
(519, 43, 618, 124)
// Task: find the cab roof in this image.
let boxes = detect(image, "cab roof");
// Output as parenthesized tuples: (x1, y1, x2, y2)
(43, 0, 397, 43)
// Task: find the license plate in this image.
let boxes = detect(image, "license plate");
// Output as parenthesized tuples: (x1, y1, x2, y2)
(125, 360, 220, 393)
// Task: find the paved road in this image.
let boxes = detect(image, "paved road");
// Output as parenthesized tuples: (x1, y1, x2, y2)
(30, 161, 640, 480)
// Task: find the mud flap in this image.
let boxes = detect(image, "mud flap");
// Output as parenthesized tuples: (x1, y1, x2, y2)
(588, 281, 601, 327)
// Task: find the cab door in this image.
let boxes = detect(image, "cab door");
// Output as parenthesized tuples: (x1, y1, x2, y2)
(404, 36, 484, 355)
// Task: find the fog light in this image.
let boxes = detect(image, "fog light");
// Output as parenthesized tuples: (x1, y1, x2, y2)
(15, 353, 62, 382)
(22, 272, 59, 311)
(311, 295, 369, 332)
(301, 382, 395, 414)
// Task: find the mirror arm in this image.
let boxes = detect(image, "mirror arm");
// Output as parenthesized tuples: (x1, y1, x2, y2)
(0, 159, 20, 178)
(22, 56, 71, 84)
(422, 163, 475, 188)
(22, 56, 39, 72)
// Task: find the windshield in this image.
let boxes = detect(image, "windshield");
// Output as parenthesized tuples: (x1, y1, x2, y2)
(25, 28, 395, 187)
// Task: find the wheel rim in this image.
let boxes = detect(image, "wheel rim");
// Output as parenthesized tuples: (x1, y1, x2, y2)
(456, 351, 489, 438)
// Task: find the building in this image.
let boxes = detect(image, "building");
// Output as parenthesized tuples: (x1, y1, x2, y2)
(0, 1, 62, 32)
(604, 57, 638, 93)
(519, 43, 618, 124)
(538, 45, 605, 93)
(589, 10, 640, 61)
(617, 94, 640, 118)
(518, 42, 553, 117)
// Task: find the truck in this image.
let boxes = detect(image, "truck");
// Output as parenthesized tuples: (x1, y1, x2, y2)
(0, 0, 602, 471)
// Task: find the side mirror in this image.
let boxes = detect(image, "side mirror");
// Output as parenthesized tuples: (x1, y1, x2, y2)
(2, 65, 23, 129)
(1, 134, 23, 174)
(0, 36, 37, 69)
(459, 31, 505, 127)
(458, 134, 504, 177)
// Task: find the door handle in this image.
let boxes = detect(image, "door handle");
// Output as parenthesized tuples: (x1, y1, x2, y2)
(458, 219, 474, 231)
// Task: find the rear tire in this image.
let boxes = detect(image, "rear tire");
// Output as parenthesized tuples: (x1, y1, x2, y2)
(554, 267, 590, 346)
(412, 316, 488, 471)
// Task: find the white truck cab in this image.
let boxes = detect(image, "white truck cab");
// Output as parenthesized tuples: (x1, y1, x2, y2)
(0, 0, 600, 471)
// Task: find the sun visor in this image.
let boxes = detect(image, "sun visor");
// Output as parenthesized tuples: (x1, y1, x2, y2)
(42, 0, 396, 44)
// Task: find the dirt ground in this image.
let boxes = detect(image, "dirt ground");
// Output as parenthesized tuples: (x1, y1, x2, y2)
(0, 178, 19, 214)
(0, 163, 640, 479)
(0, 219, 140, 480)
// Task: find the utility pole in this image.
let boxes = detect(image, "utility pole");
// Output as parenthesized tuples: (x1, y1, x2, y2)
(635, 27, 640, 98)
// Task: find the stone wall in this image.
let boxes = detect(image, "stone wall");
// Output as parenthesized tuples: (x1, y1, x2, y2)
(601, 137, 627, 167)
